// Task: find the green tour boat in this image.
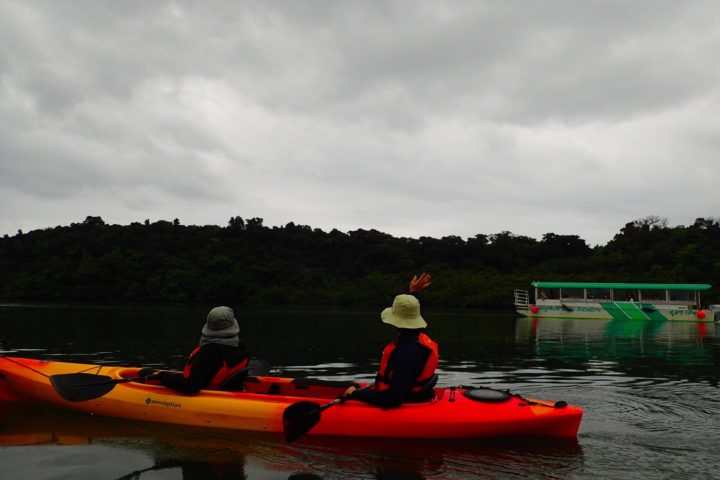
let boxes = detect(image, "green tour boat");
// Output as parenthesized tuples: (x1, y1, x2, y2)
(514, 282, 714, 322)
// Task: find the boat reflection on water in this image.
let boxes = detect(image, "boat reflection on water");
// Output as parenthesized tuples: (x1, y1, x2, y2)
(515, 316, 719, 384)
(0, 401, 584, 480)
(518, 315, 717, 342)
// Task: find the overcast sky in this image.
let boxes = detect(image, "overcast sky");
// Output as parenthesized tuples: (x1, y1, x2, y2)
(1, 1, 719, 246)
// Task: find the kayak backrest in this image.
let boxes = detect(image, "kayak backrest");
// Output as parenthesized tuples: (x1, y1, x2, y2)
(218, 368, 249, 391)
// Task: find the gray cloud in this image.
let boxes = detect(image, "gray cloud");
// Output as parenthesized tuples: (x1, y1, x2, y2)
(1, 0, 719, 245)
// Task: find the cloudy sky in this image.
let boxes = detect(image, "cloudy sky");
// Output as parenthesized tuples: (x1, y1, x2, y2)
(1, 1, 719, 246)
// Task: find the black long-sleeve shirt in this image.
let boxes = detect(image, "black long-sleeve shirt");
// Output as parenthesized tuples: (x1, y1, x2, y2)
(158, 343, 247, 394)
(350, 335, 431, 408)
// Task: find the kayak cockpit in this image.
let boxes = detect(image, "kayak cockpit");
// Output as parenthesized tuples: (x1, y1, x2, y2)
(117, 367, 365, 400)
(236, 376, 361, 399)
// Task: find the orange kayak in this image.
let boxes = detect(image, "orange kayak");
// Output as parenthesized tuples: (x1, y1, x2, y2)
(0, 356, 582, 439)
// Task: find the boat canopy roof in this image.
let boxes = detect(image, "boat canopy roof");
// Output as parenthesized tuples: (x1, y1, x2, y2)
(531, 282, 711, 291)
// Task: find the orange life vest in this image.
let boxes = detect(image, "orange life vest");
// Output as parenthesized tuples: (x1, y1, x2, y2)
(183, 345, 249, 390)
(375, 332, 439, 392)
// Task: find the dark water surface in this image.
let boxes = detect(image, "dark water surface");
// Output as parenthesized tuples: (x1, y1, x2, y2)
(1, 303, 719, 479)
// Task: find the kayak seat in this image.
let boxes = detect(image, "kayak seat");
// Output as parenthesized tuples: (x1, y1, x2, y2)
(218, 368, 250, 392)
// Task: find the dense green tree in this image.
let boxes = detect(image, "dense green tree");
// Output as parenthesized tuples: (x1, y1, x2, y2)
(0, 216, 718, 306)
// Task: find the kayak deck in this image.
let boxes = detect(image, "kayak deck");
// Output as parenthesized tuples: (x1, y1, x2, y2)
(0, 357, 583, 439)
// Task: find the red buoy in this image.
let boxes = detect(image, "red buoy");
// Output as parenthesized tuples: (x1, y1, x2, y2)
(530, 305, 539, 314)
(696, 310, 706, 320)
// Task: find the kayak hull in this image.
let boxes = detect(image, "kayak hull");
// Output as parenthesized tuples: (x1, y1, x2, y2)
(0, 357, 582, 439)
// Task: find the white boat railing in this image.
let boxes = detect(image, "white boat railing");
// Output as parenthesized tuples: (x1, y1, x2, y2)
(514, 289, 529, 307)
(709, 305, 720, 322)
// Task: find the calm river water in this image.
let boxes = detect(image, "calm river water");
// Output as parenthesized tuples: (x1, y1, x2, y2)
(1, 303, 719, 479)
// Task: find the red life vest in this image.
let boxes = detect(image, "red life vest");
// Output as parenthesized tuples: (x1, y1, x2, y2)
(183, 345, 249, 390)
(375, 332, 439, 392)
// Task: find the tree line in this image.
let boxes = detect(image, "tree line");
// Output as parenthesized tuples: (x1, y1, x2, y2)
(1, 215, 718, 307)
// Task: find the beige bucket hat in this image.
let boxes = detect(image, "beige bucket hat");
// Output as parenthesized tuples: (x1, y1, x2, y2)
(381, 294, 427, 329)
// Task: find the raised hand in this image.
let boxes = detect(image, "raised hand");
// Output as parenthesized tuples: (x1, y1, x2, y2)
(409, 273, 432, 293)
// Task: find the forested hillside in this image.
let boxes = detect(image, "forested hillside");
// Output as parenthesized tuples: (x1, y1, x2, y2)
(1, 216, 718, 306)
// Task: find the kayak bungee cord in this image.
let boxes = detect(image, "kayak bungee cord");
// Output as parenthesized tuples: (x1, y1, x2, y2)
(1, 356, 51, 378)
(502, 388, 569, 408)
(1, 355, 106, 378)
(1, 356, 121, 403)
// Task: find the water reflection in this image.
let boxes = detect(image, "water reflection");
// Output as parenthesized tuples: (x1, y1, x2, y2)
(0, 403, 584, 480)
(513, 317, 720, 385)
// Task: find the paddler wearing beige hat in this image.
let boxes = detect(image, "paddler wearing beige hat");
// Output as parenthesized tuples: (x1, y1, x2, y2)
(344, 273, 439, 408)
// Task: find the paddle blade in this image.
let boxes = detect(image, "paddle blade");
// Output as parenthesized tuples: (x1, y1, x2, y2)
(282, 401, 322, 443)
(50, 373, 118, 402)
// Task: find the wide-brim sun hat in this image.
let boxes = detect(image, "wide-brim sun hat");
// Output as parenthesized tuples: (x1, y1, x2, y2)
(202, 306, 240, 337)
(381, 294, 427, 329)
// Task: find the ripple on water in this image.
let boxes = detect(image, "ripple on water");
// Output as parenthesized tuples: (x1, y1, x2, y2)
(581, 430, 720, 479)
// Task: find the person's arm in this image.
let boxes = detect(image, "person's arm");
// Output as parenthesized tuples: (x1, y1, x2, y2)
(158, 346, 222, 394)
(347, 344, 424, 408)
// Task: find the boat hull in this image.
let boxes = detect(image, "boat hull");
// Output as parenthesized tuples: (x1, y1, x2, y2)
(517, 301, 711, 322)
(0, 357, 582, 439)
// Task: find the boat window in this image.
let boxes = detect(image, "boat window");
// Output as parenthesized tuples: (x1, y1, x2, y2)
(640, 289, 665, 301)
(561, 288, 584, 300)
(537, 288, 558, 300)
(614, 289, 639, 302)
(586, 288, 611, 300)
(667, 290, 694, 303)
